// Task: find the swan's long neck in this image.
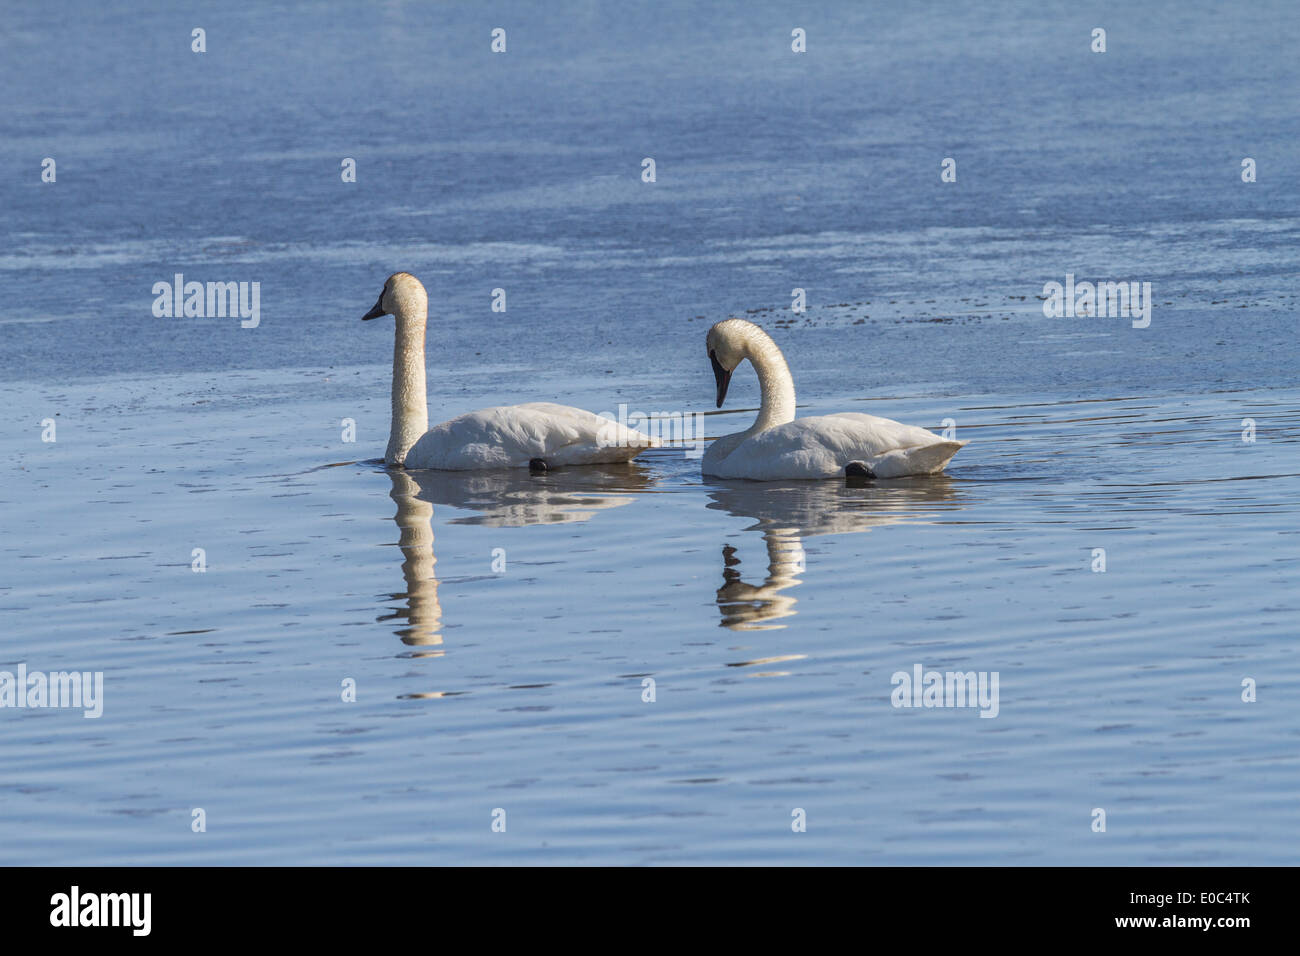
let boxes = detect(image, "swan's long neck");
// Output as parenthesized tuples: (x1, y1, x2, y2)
(386, 302, 430, 465)
(744, 332, 796, 434)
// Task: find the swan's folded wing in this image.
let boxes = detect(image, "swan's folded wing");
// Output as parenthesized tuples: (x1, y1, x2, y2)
(515, 403, 660, 452)
(409, 403, 656, 469)
(711, 414, 964, 479)
(818, 413, 950, 449)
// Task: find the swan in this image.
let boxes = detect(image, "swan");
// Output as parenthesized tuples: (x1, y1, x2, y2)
(363, 273, 657, 470)
(702, 319, 967, 480)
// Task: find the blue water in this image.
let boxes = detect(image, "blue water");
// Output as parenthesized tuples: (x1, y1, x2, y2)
(1, 1, 1298, 864)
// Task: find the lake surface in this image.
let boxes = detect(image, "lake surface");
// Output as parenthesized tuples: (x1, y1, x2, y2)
(1, 1, 1297, 864)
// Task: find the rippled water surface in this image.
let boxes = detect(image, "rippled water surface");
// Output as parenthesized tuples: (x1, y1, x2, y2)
(1, 0, 1298, 864)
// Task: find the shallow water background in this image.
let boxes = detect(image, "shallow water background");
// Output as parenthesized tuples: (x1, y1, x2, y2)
(1, 1, 1298, 864)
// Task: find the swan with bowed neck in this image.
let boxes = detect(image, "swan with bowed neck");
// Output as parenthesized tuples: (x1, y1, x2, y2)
(363, 273, 656, 469)
(701, 319, 966, 480)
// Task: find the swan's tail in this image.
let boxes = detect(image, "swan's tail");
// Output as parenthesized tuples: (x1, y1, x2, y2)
(867, 439, 967, 478)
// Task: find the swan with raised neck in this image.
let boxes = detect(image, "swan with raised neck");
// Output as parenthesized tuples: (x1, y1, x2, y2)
(702, 318, 967, 480)
(362, 272, 656, 470)
(363, 272, 429, 464)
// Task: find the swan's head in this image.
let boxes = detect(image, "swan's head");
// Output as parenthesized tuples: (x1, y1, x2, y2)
(362, 272, 428, 322)
(706, 318, 768, 407)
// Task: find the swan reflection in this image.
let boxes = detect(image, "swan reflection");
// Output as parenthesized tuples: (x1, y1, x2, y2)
(707, 477, 963, 630)
(382, 463, 653, 645)
(382, 471, 443, 647)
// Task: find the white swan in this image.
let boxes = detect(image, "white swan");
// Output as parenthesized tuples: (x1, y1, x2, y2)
(702, 319, 966, 480)
(363, 273, 656, 469)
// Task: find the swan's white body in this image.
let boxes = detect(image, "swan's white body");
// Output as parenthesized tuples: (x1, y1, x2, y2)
(404, 402, 652, 470)
(364, 273, 656, 469)
(704, 413, 966, 480)
(702, 319, 966, 480)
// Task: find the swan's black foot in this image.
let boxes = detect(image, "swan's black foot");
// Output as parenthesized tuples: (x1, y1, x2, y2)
(845, 461, 875, 484)
(529, 458, 550, 474)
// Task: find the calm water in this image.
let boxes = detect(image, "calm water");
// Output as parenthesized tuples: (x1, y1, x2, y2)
(1, 1, 1298, 864)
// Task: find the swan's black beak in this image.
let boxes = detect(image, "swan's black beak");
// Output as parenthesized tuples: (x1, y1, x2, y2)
(710, 350, 732, 408)
(362, 294, 388, 321)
